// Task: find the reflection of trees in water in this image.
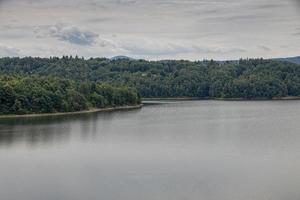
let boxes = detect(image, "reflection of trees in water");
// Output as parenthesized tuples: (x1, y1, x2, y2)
(0, 112, 104, 125)
(0, 123, 72, 147)
(78, 109, 141, 142)
(0, 113, 97, 147)
(0, 109, 141, 147)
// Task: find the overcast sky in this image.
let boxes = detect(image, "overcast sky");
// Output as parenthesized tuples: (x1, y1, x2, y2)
(0, 0, 299, 60)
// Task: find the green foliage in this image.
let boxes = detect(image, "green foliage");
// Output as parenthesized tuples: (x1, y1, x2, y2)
(0, 76, 141, 115)
(0, 57, 300, 101)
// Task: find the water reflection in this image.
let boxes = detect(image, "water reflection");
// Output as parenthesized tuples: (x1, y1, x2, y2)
(0, 109, 141, 147)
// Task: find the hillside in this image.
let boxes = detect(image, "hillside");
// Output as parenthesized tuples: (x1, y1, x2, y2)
(0, 57, 300, 99)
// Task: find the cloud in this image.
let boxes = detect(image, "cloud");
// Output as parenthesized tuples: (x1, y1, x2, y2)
(294, 0, 300, 7)
(85, 17, 112, 23)
(36, 23, 99, 46)
(1, 0, 299, 60)
(0, 44, 20, 57)
(292, 27, 300, 36)
(253, 3, 284, 10)
(258, 45, 271, 51)
(119, 39, 246, 56)
(294, 32, 300, 36)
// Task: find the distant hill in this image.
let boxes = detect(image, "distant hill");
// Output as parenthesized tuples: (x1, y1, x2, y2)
(110, 56, 300, 64)
(274, 56, 300, 64)
(216, 56, 300, 65)
(111, 55, 134, 61)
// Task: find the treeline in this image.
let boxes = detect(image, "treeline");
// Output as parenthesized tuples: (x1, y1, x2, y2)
(0, 56, 300, 99)
(0, 76, 140, 115)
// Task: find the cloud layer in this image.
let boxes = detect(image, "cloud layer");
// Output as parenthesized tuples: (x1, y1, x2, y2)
(0, 0, 299, 60)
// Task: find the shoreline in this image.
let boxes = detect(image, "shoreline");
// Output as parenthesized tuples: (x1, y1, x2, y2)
(142, 96, 300, 101)
(0, 104, 143, 119)
(215, 96, 300, 101)
(142, 97, 205, 101)
(1, 95, 300, 119)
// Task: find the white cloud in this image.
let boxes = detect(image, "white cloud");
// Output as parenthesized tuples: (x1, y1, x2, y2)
(119, 38, 246, 56)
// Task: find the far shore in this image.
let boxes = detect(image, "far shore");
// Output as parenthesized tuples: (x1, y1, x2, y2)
(142, 96, 300, 101)
(0, 104, 143, 119)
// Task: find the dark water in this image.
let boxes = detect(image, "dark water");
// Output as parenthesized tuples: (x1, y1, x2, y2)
(1, 100, 300, 200)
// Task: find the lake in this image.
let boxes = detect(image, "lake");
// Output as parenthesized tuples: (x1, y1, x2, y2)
(1, 100, 300, 200)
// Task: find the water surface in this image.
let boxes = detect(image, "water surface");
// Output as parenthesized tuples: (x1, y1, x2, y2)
(1, 100, 300, 200)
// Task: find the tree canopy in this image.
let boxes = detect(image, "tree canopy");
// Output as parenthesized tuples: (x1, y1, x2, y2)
(0, 57, 300, 103)
(0, 75, 140, 115)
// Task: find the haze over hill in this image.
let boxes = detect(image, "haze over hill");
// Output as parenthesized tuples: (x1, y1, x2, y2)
(277, 56, 300, 64)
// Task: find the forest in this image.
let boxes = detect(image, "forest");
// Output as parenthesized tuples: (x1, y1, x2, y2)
(0, 75, 140, 115)
(1, 56, 300, 101)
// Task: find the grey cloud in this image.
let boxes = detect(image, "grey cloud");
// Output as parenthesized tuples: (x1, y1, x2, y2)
(294, 32, 300, 36)
(293, 27, 300, 36)
(0, 0, 136, 8)
(253, 3, 285, 10)
(294, 0, 300, 6)
(226, 14, 262, 21)
(203, 13, 266, 23)
(113, 0, 137, 5)
(37, 23, 99, 46)
(258, 45, 271, 51)
(85, 17, 112, 23)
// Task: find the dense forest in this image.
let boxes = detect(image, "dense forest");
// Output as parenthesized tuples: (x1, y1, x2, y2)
(0, 76, 140, 115)
(1, 56, 300, 100)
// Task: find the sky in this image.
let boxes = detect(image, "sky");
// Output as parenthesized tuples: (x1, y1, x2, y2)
(0, 0, 299, 60)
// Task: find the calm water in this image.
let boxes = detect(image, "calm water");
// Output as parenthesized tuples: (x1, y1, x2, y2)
(1, 100, 300, 200)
